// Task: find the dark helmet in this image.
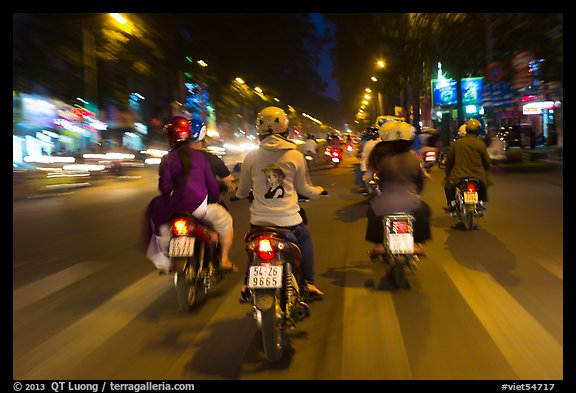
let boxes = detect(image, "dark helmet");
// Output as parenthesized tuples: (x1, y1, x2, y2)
(163, 116, 191, 144)
(363, 126, 379, 140)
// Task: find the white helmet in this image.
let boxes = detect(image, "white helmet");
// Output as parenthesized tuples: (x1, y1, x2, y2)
(256, 106, 289, 136)
(379, 121, 415, 142)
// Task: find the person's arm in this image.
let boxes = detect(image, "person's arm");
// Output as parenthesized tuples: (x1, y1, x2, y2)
(220, 174, 237, 193)
(235, 154, 253, 200)
(203, 159, 221, 204)
(479, 142, 493, 171)
(158, 155, 173, 197)
(293, 153, 324, 199)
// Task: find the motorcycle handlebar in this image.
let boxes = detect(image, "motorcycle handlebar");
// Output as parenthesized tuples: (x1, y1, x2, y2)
(231, 191, 327, 202)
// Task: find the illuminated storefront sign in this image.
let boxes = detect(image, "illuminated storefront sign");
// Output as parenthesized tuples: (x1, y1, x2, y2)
(522, 101, 554, 115)
(461, 77, 484, 105)
(432, 78, 457, 106)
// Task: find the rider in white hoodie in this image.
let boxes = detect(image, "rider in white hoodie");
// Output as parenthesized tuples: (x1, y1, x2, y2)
(235, 106, 326, 298)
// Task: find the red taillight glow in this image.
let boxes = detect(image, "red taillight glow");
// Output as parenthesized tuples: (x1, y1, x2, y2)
(466, 183, 477, 193)
(425, 151, 436, 158)
(332, 150, 341, 157)
(173, 218, 191, 236)
(257, 238, 275, 261)
(392, 221, 409, 234)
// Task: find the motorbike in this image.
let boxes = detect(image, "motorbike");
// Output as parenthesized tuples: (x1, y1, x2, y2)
(370, 213, 420, 289)
(167, 213, 226, 312)
(231, 192, 326, 361)
(241, 226, 312, 361)
(345, 142, 354, 156)
(419, 146, 438, 172)
(449, 178, 485, 231)
(324, 146, 342, 167)
(304, 150, 316, 171)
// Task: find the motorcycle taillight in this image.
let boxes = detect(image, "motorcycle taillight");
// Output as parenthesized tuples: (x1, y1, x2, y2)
(466, 183, 477, 193)
(392, 220, 410, 234)
(425, 151, 436, 158)
(332, 150, 341, 157)
(173, 218, 192, 236)
(256, 237, 275, 261)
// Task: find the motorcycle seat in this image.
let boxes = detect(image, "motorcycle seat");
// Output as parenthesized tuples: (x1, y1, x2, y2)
(244, 226, 298, 244)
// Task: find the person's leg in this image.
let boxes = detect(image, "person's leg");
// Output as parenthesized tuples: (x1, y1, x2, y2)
(412, 201, 431, 243)
(366, 205, 385, 254)
(444, 186, 456, 210)
(479, 182, 488, 202)
(203, 203, 235, 270)
(293, 224, 323, 296)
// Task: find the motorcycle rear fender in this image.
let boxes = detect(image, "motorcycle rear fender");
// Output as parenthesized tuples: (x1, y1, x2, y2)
(253, 288, 278, 311)
(171, 257, 188, 273)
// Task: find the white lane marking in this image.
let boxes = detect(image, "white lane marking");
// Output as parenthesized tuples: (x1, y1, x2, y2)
(340, 267, 412, 380)
(13, 261, 108, 312)
(442, 257, 563, 380)
(14, 272, 171, 379)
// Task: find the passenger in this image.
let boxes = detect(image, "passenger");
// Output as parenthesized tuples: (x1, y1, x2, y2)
(443, 118, 492, 211)
(235, 106, 327, 299)
(365, 121, 431, 257)
(143, 116, 236, 274)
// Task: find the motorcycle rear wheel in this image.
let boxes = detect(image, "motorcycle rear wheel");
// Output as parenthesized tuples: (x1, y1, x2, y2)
(175, 261, 197, 312)
(463, 205, 474, 231)
(259, 295, 285, 362)
(386, 256, 409, 289)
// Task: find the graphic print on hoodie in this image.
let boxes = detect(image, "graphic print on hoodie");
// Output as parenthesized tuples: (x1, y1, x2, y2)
(262, 162, 286, 198)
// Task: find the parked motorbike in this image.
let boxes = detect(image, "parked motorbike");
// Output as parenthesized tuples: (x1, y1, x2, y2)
(324, 146, 342, 167)
(449, 178, 485, 231)
(370, 213, 420, 289)
(167, 213, 225, 312)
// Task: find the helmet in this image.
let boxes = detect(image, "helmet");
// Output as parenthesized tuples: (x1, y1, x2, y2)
(458, 124, 467, 137)
(465, 119, 481, 134)
(163, 116, 191, 143)
(189, 119, 207, 142)
(379, 121, 415, 142)
(256, 106, 289, 135)
(363, 126, 379, 140)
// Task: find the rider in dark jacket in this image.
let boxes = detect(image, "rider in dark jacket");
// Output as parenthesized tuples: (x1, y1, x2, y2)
(443, 119, 492, 211)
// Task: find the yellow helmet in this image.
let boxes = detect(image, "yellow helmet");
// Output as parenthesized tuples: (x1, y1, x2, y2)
(256, 106, 289, 136)
(465, 119, 481, 134)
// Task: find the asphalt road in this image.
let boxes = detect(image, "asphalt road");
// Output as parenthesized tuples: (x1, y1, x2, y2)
(12, 154, 565, 384)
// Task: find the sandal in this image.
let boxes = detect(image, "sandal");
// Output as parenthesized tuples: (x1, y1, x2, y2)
(413, 244, 427, 256)
(306, 284, 324, 298)
(368, 249, 385, 259)
(240, 286, 252, 303)
(220, 263, 238, 272)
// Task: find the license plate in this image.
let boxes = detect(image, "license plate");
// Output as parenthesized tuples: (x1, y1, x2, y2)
(464, 192, 478, 204)
(248, 265, 283, 288)
(169, 236, 195, 257)
(388, 233, 414, 254)
(425, 155, 436, 162)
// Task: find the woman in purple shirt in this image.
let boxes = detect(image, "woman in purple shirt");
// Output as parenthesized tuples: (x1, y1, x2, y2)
(144, 116, 235, 273)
